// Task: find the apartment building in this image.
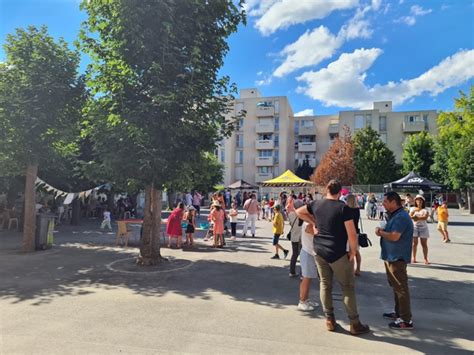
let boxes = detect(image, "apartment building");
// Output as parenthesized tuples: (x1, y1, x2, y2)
(218, 88, 295, 186)
(218, 89, 438, 186)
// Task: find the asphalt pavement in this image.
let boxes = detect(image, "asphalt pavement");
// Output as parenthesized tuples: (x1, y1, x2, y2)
(0, 208, 473, 354)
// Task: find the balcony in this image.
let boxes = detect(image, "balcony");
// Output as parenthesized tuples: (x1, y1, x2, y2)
(256, 139, 274, 150)
(255, 156, 274, 166)
(298, 126, 316, 136)
(298, 142, 316, 152)
(255, 172, 273, 183)
(297, 158, 316, 167)
(403, 121, 425, 133)
(256, 106, 275, 117)
(328, 123, 339, 134)
(256, 123, 275, 133)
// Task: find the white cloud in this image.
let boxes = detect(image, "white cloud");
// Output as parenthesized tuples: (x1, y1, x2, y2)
(272, 1, 379, 77)
(273, 26, 342, 77)
(295, 109, 315, 116)
(256, 71, 263, 76)
(255, 76, 273, 86)
(249, 0, 359, 36)
(395, 4, 432, 26)
(296, 48, 474, 109)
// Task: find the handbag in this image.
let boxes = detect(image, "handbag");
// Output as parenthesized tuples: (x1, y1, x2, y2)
(358, 217, 372, 248)
(286, 217, 298, 240)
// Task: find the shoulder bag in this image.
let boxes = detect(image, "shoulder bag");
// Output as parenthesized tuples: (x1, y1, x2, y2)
(358, 217, 372, 248)
(286, 217, 298, 240)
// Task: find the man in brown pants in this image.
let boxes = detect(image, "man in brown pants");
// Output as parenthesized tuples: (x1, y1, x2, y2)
(375, 191, 414, 330)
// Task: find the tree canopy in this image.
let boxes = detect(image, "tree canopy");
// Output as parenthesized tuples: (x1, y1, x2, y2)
(353, 127, 399, 184)
(402, 130, 435, 179)
(79, 0, 246, 264)
(433, 88, 474, 191)
(313, 126, 355, 186)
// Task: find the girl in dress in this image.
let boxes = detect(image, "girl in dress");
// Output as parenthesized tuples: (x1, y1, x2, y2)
(166, 203, 185, 248)
(211, 201, 225, 248)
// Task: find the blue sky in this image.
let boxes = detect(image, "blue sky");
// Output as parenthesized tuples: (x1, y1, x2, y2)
(1, 0, 473, 115)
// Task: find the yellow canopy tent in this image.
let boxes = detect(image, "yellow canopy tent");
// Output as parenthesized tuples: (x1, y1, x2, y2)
(260, 170, 314, 187)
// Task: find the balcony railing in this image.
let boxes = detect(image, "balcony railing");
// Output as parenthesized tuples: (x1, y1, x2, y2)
(256, 106, 275, 117)
(402, 121, 425, 133)
(298, 126, 315, 136)
(255, 156, 274, 166)
(297, 158, 316, 167)
(328, 123, 339, 134)
(298, 142, 316, 152)
(255, 139, 274, 150)
(256, 123, 275, 133)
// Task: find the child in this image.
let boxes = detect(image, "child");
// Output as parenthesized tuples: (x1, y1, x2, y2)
(437, 202, 450, 243)
(229, 202, 238, 241)
(264, 199, 271, 221)
(211, 202, 225, 248)
(271, 205, 289, 259)
(183, 207, 196, 247)
(100, 208, 112, 231)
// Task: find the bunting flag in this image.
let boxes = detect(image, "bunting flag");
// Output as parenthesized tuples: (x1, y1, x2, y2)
(35, 177, 111, 205)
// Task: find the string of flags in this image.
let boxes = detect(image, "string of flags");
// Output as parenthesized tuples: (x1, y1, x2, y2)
(35, 177, 111, 205)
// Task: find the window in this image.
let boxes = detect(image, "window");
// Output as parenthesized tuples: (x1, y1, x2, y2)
(379, 116, 387, 131)
(258, 133, 272, 140)
(274, 149, 279, 163)
(236, 134, 243, 148)
(258, 150, 272, 157)
(366, 114, 372, 127)
(256, 101, 273, 107)
(299, 136, 315, 143)
(235, 150, 243, 164)
(423, 114, 429, 129)
(258, 166, 272, 174)
(294, 120, 299, 134)
(355, 114, 365, 129)
(301, 119, 314, 127)
(237, 118, 243, 130)
(220, 148, 225, 163)
(405, 115, 420, 123)
(274, 100, 280, 114)
(274, 134, 279, 147)
(274, 116, 279, 130)
(380, 133, 387, 144)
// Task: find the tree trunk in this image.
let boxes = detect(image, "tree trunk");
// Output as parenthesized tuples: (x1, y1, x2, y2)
(71, 198, 81, 225)
(137, 183, 164, 265)
(468, 188, 473, 214)
(21, 163, 38, 253)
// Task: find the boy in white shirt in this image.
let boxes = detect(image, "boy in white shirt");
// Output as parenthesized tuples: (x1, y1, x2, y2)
(100, 208, 112, 231)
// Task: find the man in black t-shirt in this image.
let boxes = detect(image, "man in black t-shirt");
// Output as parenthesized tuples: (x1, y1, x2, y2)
(296, 180, 370, 336)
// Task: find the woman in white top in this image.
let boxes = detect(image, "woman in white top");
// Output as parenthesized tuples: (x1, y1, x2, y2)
(410, 195, 430, 264)
(297, 221, 319, 311)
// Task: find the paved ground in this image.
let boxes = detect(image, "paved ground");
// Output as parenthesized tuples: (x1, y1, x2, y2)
(0, 208, 473, 354)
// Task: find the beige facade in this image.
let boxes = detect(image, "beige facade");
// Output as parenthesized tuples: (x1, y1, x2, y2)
(219, 89, 295, 186)
(219, 92, 438, 186)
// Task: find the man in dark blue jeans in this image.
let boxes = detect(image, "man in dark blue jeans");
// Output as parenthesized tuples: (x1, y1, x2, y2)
(375, 191, 414, 330)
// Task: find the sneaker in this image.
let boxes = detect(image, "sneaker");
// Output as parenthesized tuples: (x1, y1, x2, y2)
(271, 254, 280, 259)
(389, 318, 413, 330)
(350, 321, 370, 336)
(297, 301, 314, 311)
(289, 273, 297, 278)
(383, 311, 398, 320)
(283, 250, 289, 259)
(307, 300, 319, 307)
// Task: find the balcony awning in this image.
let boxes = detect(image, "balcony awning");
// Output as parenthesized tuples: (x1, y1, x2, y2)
(260, 169, 314, 187)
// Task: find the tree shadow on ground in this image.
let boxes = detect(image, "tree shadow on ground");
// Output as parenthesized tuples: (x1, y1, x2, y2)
(0, 224, 472, 354)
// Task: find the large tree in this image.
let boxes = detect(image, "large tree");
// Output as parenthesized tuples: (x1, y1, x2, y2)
(80, 0, 245, 265)
(433, 88, 474, 212)
(402, 130, 435, 179)
(313, 126, 355, 186)
(0, 26, 85, 252)
(353, 127, 399, 184)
